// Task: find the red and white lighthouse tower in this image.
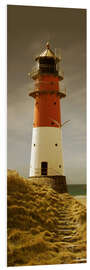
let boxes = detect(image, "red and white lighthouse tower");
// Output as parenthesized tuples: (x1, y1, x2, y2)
(28, 42, 66, 187)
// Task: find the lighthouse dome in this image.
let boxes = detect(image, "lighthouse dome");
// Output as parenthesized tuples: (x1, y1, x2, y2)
(35, 42, 59, 63)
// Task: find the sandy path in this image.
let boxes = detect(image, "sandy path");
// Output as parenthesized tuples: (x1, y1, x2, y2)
(75, 196, 86, 206)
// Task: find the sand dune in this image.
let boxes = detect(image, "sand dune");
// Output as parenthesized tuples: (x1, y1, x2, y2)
(7, 170, 87, 266)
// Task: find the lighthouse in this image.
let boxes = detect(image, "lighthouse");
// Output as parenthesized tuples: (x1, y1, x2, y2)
(28, 42, 67, 189)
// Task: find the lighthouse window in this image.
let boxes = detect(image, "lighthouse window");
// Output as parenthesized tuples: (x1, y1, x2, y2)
(34, 144, 35, 146)
(55, 143, 58, 146)
(54, 102, 56, 105)
(59, 165, 61, 168)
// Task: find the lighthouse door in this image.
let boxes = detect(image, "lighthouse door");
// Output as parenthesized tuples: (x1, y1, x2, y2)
(41, 162, 48, 176)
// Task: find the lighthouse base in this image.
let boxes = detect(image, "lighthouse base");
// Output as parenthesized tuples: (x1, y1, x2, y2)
(49, 175, 67, 193)
(28, 175, 67, 193)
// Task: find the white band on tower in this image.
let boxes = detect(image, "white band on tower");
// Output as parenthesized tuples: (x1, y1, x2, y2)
(29, 127, 64, 177)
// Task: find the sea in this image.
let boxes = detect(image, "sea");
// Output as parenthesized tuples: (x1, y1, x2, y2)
(67, 184, 86, 196)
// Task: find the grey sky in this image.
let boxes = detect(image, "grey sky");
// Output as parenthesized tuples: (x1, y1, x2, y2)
(7, 5, 86, 184)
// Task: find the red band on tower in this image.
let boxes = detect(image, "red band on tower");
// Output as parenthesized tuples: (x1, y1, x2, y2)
(33, 75, 61, 127)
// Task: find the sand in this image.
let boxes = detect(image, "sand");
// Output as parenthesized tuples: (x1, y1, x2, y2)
(7, 170, 87, 266)
(75, 196, 86, 206)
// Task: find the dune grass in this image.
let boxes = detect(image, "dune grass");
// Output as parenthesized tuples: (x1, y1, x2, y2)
(7, 170, 87, 266)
